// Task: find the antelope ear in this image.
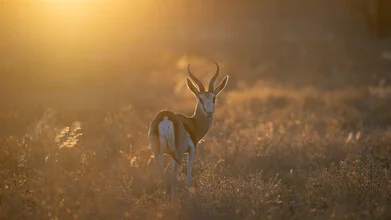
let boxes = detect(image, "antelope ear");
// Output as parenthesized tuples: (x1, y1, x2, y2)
(186, 78, 200, 97)
(214, 75, 229, 95)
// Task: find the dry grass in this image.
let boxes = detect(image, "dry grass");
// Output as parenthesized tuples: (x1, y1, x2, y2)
(1, 76, 391, 220)
(2, 0, 391, 219)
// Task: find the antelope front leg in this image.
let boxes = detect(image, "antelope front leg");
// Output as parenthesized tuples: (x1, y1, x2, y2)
(186, 146, 196, 200)
(170, 157, 179, 203)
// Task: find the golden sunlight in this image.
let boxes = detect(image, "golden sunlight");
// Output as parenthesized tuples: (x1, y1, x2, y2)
(2, 1, 391, 219)
(4, 0, 181, 80)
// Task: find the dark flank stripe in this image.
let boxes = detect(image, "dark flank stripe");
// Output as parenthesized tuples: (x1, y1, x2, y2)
(183, 123, 197, 148)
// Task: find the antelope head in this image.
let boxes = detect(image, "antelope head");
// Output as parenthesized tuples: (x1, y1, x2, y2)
(186, 62, 229, 117)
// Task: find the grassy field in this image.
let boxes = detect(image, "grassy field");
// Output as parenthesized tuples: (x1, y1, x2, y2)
(1, 59, 391, 219)
(2, 1, 391, 219)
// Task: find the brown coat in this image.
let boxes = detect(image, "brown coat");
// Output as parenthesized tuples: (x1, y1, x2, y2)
(148, 103, 214, 154)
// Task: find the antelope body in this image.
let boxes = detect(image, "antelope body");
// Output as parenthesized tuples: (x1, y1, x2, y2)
(148, 63, 229, 202)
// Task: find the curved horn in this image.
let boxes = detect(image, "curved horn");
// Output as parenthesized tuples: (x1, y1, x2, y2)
(208, 62, 220, 91)
(187, 64, 205, 92)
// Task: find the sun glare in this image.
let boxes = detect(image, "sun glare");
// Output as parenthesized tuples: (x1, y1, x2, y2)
(4, 0, 181, 79)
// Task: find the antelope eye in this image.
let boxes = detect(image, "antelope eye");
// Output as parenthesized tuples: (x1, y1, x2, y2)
(199, 98, 203, 104)
(213, 98, 216, 103)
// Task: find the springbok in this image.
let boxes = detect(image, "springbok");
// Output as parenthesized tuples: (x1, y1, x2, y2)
(148, 62, 229, 202)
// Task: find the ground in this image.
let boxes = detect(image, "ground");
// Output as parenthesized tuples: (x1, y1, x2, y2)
(1, 62, 391, 219)
(1, 1, 391, 219)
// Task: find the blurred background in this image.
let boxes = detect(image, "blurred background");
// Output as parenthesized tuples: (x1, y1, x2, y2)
(2, 0, 391, 109)
(1, 1, 391, 219)
(2, 0, 391, 141)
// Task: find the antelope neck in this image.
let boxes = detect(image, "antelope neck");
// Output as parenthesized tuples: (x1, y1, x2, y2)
(190, 103, 214, 142)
